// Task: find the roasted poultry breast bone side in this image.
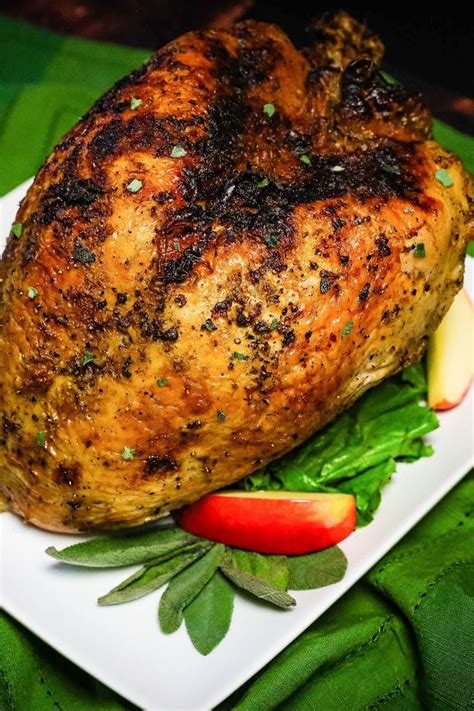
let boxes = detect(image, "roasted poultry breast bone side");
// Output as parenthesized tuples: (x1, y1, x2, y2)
(0, 13, 472, 532)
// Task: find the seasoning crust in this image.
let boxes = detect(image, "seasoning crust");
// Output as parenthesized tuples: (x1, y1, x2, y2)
(0, 13, 472, 531)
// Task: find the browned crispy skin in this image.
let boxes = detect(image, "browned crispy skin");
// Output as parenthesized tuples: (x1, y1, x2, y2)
(0, 14, 472, 532)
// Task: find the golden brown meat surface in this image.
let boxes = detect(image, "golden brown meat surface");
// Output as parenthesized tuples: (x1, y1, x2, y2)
(0, 13, 472, 532)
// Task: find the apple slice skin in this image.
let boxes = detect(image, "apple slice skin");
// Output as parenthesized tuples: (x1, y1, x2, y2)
(427, 288, 474, 411)
(173, 492, 356, 555)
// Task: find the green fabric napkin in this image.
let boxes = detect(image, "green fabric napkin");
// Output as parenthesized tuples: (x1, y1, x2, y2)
(0, 14, 473, 711)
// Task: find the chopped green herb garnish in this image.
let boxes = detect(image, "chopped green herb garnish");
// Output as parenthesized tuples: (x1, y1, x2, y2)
(299, 154, 311, 166)
(72, 240, 96, 264)
(121, 446, 135, 461)
(264, 232, 279, 248)
(216, 409, 227, 421)
(130, 97, 142, 110)
(156, 377, 169, 387)
(171, 145, 186, 158)
(257, 177, 269, 189)
(82, 353, 95, 365)
(270, 318, 279, 330)
(467, 241, 474, 258)
(342, 320, 353, 337)
(126, 179, 143, 193)
(403, 206, 414, 214)
(263, 103, 276, 117)
(173, 240, 181, 252)
(435, 168, 453, 188)
(413, 243, 426, 258)
(27, 286, 38, 299)
(382, 163, 401, 176)
(36, 431, 46, 447)
(330, 165, 345, 172)
(11, 222, 23, 238)
(202, 318, 217, 332)
(232, 351, 249, 361)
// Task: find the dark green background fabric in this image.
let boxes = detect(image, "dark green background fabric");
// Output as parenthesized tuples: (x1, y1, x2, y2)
(0, 14, 473, 711)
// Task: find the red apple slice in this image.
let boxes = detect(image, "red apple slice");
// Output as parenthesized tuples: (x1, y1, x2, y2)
(427, 288, 474, 410)
(173, 490, 356, 555)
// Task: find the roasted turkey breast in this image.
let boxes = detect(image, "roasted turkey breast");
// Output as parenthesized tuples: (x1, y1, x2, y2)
(0, 13, 472, 532)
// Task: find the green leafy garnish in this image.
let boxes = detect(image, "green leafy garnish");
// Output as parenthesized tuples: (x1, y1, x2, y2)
(130, 97, 142, 110)
(82, 353, 94, 365)
(257, 177, 269, 188)
(287, 547, 347, 589)
(126, 179, 143, 193)
(435, 168, 454, 187)
(11, 222, 23, 238)
(98, 543, 211, 605)
(228, 549, 289, 591)
(156, 377, 169, 387)
(466, 241, 474, 257)
(27, 286, 38, 299)
(121, 446, 135, 461)
(46, 526, 196, 568)
(241, 363, 437, 525)
(263, 103, 276, 117)
(36, 431, 46, 447)
(220, 554, 295, 608)
(184, 572, 234, 655)
(159, 545, 226, 633)
(341, 320, 353, 337)
(270, 318, 279, 330)
(46, 523, 347, 654)
(171, 145, 186, 158)
(413, 243, 426, 258)
(299, 154, 311, 166)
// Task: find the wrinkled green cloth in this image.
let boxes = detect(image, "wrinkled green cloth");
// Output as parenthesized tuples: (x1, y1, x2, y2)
(0, 14, 473, 711)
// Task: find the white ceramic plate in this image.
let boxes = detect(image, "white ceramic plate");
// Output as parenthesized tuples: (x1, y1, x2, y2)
(1, 180, 473, 711)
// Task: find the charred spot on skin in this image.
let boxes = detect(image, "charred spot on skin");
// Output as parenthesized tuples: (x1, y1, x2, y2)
(55, 464, 81, 488)
(186, 420, 202, 430)
(375, 236, 391, 256)
(2, 416, 21, 436)
(282, 329, 296, 346)
(122, 356, 133, 379)
(36, 178, 103, 225)
(359, 283, 370, 301)
(51, 177, 103, 206)
(339, 59, 430, 138)
(145, 455, 178, 475)
(66, 500, 82, 510)
(174, 294, 187, 307)
(319, 270, 339, 295)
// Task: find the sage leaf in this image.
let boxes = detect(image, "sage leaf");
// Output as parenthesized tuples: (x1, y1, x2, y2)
(159, 544, 226, 634)
(287, 546, 348, 590)
(228, 549, 289, 590)
(184, 571, 234, 655)
(220, 556, 295, 608)
(46, 525, 197, 568)
(98, 543, 212, 605)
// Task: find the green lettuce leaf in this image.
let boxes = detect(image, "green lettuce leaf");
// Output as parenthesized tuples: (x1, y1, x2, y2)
(241, 363, 438, 525)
